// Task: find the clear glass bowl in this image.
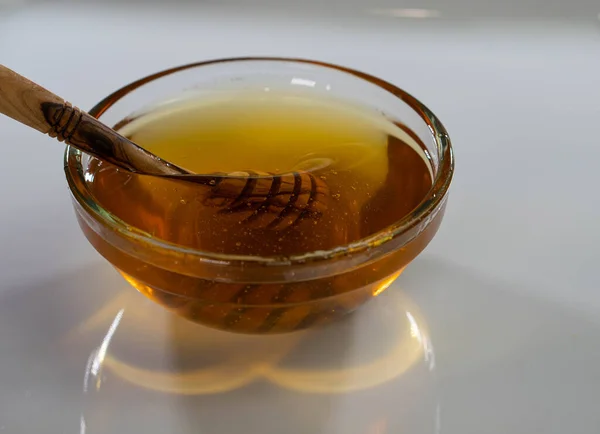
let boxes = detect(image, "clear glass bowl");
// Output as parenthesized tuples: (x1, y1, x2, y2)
(64, 57, 454, 334)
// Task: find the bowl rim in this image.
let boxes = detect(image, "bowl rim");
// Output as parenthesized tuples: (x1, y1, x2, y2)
(64, 56, 454, 268)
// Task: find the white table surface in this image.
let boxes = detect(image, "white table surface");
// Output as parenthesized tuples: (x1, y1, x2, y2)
(1, 2, 600, 433)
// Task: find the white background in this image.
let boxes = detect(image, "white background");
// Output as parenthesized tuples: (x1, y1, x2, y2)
(1, 1, 600, 433)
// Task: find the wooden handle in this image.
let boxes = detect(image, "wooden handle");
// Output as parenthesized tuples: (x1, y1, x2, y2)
(0, 65, 330, 230)
(0, 64, 186, 176)
(0, 64, 63, 134)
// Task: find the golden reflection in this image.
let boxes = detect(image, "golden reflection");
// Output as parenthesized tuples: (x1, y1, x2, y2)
(372, 269, 403, 296)
(70, 284, 432, 396)
(105, 355, 269, 395)
(261, 328, 421, 394)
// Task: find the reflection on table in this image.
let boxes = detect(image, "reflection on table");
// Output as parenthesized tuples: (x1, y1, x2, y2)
(61, 269, 439, 434)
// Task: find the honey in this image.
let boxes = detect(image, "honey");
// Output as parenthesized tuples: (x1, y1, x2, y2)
(79, 90, 436, 333)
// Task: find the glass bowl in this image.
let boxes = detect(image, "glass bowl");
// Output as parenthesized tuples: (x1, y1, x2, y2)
(64, 57, 454, 334)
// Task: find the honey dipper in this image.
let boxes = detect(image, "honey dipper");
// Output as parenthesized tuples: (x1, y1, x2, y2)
(0, 65, 328, 229)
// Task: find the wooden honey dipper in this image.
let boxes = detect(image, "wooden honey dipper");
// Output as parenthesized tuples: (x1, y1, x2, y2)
(0, 65, 329, 230)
